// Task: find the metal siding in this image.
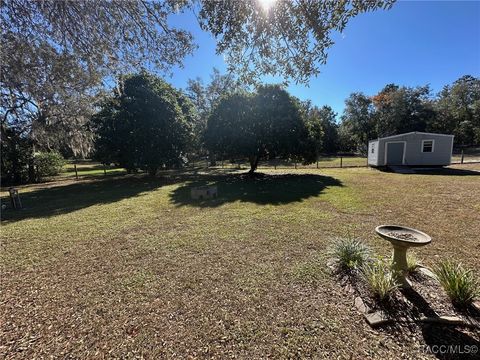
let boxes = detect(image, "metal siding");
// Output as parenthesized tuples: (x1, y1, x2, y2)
(373, 133, 453, 166)
(377, 139, 385, 165)
(386, 142, 405, 165)
(382, 134, 411, 165)
(368, 140, 379, 165)
(403, 133, 452, 166)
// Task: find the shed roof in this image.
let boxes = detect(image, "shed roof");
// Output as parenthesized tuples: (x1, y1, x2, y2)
(370, 132, 454, 142)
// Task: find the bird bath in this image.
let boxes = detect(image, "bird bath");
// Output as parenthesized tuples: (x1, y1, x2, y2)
(375, 225, 431, 288)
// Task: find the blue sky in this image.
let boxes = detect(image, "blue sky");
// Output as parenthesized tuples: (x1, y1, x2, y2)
(167, 1, 480, 117)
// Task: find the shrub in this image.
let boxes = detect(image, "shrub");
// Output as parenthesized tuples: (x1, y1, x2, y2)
(433, 260, 479, 307)
(406, 253, 420, 274)
(362, 258, 398, 302)
(329, 238, 371, 272)
(34, 151, 65, 180)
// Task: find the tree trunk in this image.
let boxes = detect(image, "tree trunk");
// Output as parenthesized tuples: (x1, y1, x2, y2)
(248, 155, 259, 174)
(12, 156, 21, 184)
(148, 166, 157, 177)
(28, 144, 36, 183)
(209, 153, 216, 166)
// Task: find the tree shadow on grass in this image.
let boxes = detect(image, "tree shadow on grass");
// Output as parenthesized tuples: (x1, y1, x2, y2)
(397, 288, 480, 360)
(380, 167, 480, 176)
(169, 173, 343, 207)
(412, 167, 480, 176)
(0, 176, 165, 223)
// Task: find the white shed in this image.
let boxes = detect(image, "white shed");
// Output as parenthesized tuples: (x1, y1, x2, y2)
(368, 132, 454, 167)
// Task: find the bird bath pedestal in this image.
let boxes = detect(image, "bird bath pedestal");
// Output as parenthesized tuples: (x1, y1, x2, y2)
(375, 225, 432, 288)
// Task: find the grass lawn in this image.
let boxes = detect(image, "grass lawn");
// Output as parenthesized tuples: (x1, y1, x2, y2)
(1, 164, 479, 358)
(61, 161, 127, 178)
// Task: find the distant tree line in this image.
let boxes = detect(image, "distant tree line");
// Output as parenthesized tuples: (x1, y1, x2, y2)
(92, 72, 480, 175)
(2, 71, 479, 184)
(339, 75, 480, 153)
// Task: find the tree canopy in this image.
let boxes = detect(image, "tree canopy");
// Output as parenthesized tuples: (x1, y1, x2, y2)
(198, 0, 395, 84)
(186, 68, 247, 148)
(339, 92, 375, 152)
(1, 36, 101, 156)
(372, 84, 435, 137)
(1, 0, 196, 163)
(303, 103, 338, 154)
(431, 75, 480, 146)
(92, 73, 195, 175)
(337, 76, 480, 153)
(205, 85, 313, 173)
(1, 0, 194, 76)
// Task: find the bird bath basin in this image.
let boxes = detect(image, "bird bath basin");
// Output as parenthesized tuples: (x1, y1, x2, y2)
(375, 225, 431, 288)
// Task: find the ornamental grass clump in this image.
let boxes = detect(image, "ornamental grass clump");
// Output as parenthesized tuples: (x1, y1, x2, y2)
(406, 253, 420, 274)
(433, 260, 480, 307)
(361, 258, 399, 302)
(329, 238, 371, 273)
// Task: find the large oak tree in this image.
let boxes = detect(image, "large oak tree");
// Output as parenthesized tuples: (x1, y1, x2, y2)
(1, 0, 196, 172)
(205, 85, 313, 173)
(92, 73, 196, 175)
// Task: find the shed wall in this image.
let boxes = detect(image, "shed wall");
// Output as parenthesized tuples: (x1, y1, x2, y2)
(368, 140, 379, 165)
(376, 133, 453, 166)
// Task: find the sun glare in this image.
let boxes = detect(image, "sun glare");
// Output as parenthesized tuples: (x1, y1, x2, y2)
(258, 0, 277, 11)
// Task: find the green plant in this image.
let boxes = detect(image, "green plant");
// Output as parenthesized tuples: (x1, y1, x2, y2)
(406, 253, 420, 274)
(362, 258, 398, 302)
(92, 73, 195, 175)
(433, 260, 479, 307)
(329, 238, 371, 272)
(34, 151, 65, 180)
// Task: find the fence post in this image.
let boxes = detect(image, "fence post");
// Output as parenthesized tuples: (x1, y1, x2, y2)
(461, 149, 464, 164)
(9, 188, 22, 209)
(340, 157, 343, 168)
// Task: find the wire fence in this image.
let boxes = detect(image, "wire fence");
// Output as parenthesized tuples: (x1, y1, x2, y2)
(190, 151, 480, 170)
(189, 155, 370, 170)
(452, 148, 480, 164)
(58, 149, 480, 182)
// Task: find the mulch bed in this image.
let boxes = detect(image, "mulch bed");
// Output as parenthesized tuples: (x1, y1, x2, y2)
(329, 261, 480, 328)
(329, 262, 480, 359)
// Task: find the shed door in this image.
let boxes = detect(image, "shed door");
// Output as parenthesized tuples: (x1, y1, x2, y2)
(386, 142, 404, 165)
